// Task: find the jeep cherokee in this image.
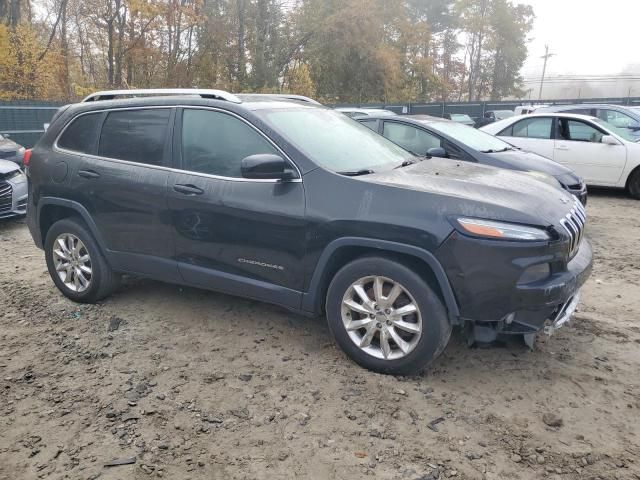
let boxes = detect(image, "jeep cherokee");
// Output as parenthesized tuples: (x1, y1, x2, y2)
(25, 89, 593, 375)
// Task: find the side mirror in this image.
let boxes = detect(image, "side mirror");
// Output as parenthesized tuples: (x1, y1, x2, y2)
(627, 121, 640, 131)
(601, 135, 620, 146)
(426, 147, 447, 158)
(241, 154, 294, 180)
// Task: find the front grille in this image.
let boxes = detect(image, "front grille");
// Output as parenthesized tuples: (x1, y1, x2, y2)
(560, 199, 586, 258)
(0, 150, 17, 159)
(0, 180, 12, 213)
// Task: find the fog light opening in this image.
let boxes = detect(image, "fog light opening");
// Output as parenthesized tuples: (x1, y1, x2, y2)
(518, 263, 551, 285)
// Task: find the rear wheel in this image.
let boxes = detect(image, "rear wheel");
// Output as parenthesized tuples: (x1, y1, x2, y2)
(45, 218, 119, 303)
(326, 257, 451, 375)
(628, 169, 640, 199)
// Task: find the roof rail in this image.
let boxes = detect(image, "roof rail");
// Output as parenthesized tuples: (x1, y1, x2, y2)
(81, 89, 242, 104)
(236, 93, 322, 105)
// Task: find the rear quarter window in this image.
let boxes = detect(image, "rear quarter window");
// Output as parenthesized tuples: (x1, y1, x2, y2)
(98, 109, 171, 165)
(57, 112, 102, 154)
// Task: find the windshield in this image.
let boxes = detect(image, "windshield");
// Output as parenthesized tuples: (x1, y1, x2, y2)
(255, 108, 413, 172)
(450, 114, 473, 121)
(594, 118, 636, 142)
(428, 121, 514, 152)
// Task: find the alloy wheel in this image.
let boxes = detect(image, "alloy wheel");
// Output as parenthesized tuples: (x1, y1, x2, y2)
(52, 233, 92, 293)
(340, 276, 422, 360)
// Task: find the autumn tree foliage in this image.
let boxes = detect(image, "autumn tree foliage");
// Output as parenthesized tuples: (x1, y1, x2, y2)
(0, 0, 534, 102)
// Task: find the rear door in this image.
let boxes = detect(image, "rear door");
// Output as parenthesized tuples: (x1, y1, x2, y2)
(67, 107, 178, 281)
(167, 107, 306, 308)
(495, 116, 556, 159)
(553, 117, 627, 185)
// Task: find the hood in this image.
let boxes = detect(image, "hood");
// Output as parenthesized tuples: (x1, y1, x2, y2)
(0, 136, 21, 152)
(483, 149, 575, 178)
(362, 158, 575, 226)
(0, 159, 20, 175)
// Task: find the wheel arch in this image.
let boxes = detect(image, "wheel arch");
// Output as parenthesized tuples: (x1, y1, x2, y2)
(302, 237, 460, 323)
(38, 198, 108, 252)
(625, 164, 640, 192)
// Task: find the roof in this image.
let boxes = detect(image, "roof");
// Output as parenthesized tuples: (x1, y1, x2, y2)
(537, 103, 633, 111)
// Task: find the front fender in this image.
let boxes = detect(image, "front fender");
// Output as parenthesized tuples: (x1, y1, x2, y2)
(301, 237, 460, 322)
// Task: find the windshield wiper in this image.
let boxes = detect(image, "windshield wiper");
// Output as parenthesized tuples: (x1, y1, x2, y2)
(337, 169, 375, 176)
(481, 147, 512, 153)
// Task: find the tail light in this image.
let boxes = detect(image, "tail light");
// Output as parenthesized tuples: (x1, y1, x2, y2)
(23, 149, 32, 167)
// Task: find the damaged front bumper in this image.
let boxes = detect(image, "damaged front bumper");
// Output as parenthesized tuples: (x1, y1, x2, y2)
(437, 230, 593, 338)
(544, 291, 580, 335)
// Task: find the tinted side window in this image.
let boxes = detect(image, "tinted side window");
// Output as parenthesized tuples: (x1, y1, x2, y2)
(560, 119, 604, 143)
(509, 117, 553, 139)
(383, 122, 441, 155)
(57, 113, 102, 154)
(98, 109, 171, 165)
(359, 119, 378, 131)
(181, 109, 278, 178)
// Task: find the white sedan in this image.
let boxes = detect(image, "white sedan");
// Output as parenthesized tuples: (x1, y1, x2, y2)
(481, 113, 640, 199)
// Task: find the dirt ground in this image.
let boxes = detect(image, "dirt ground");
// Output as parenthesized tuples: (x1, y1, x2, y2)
(1, 189, 639, 480)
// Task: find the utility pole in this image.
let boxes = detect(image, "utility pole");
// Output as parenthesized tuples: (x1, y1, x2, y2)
(538, 44, 555, 101)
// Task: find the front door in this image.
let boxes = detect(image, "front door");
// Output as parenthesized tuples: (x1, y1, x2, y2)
(167, 107, 306, 308)
(553, 117, 627, 185)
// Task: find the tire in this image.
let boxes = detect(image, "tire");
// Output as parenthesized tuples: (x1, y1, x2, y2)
(326, 256, 452, 375)
(628, 169, 640, 200)
(44, 217, 119, 303)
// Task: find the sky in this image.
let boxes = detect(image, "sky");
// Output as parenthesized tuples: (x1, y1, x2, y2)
(515, 0, 639, 78)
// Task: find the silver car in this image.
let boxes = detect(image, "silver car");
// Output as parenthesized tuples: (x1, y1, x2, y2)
(0, 133, 26, 167)
(0, 159, 28, 219)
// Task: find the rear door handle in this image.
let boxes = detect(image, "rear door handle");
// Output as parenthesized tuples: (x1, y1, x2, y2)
(556, 145, 570, 151)
(78, 169, 100, 179)
(173, 184, 204, 195)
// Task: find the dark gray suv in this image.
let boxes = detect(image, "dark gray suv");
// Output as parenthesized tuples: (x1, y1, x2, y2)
(25, 89, 592, 374)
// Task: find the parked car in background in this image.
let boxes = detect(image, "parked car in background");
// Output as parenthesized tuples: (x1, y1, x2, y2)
(443, 113, 476, 127)
(335, 107, 397, 118)
(535, 104, 640, 141)
(0, 159, 28, 219)
(26, 89, 592, 374)
(481, 113, 640, 198)
(477, 109, 514, 127)
(358, 115, 587, 204)
(514, 105, 549, 115)
(0, 133, 26, 167)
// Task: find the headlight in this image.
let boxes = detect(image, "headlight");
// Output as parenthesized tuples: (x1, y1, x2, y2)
(18, 147, 25, 155)
(455, 218, 551, 241)
(5, 170, 26, 183)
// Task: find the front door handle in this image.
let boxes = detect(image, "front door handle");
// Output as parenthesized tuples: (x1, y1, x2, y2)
(173, 184, 204, 195)
(556, 145, 570, 151)
(78, 169, 100, 179)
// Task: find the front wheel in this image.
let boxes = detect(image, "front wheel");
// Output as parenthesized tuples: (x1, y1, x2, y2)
(628, 169, 640, 200)
(326, 257, 451, 375)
